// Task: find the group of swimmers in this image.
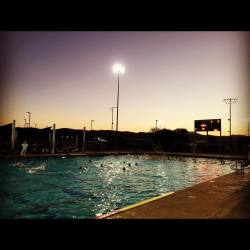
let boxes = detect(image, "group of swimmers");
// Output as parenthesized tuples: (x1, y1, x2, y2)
(78, 161, 139, 172)
(14, 161, 46, 174)
(122, 162, 138, 171)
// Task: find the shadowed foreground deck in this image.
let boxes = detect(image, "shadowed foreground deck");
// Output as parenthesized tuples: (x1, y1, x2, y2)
(102, 167, 250, 219)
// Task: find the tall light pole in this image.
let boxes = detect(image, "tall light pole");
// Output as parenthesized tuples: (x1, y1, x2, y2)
(112, 64, 125, 133)
(26, 112, 31, 128)
(223, 98, 238, 153)
(110, 107, 117, 130)
(156, 120, 158, 131)
(91, 120, 94, 131)
(223, 98, 238, 137)
(24, 119, 27, 128)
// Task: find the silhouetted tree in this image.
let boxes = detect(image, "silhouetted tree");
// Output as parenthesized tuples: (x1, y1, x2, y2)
(149, 127, 160, 133)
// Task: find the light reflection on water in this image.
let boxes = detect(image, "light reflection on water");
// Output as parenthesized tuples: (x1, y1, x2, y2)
(0, 155, 234, 218)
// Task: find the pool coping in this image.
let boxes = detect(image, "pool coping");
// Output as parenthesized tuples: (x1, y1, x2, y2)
(95, 191, 175, 219)
(102, 167, 250, 219)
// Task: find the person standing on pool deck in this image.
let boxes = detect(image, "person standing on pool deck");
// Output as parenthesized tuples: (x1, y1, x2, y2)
(21, 140, 29, 157)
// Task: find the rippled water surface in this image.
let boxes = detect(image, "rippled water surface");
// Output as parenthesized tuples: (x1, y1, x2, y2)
(0, 155, 234, 218)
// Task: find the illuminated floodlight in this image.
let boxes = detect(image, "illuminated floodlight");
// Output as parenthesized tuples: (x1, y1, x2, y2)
(112, 64, 125, 74)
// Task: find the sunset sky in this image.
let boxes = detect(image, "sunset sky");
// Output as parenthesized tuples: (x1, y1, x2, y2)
(0, 31, 249, 135)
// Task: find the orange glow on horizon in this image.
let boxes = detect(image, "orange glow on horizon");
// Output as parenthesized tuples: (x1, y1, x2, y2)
(0, 31, 249, 136)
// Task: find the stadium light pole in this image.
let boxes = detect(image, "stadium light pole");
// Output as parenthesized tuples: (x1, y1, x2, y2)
(112, 64, 125, 133)
(112, 64, 125, 145)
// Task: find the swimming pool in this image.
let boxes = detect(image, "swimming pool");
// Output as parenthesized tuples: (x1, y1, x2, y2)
(0, 154, 234, 219)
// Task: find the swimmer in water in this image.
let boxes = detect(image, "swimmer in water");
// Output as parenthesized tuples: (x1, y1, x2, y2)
(123, 167, 126, 171)
(30, 163, 46, 171)
(79, 165, 86, 170)
(128, 163, 131, 167)
(28, 169, 36, 174)
(39, 163, 46, 170)
(135, 162, 138, 166)
(15, 162, 22, 167)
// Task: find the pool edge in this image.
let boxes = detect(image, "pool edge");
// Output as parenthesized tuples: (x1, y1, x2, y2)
(95, 191, 174, 219)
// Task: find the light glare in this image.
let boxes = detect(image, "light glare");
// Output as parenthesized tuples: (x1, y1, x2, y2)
(112, 64, 125, 74)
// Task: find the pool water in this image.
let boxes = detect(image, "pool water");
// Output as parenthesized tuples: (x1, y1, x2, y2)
(0, 154, 234, 219)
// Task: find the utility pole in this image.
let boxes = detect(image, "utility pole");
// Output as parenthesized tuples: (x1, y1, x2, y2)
(223, 98, 238, 136)
(52, 123, 56, 155)
(82, 126, 86, 152)
(223, 98, 238, 152)
(11, 120, 16, 150)
(91, 120, 94, 131)
(26, 112, 31, 128)
(156, 120, 158, 131)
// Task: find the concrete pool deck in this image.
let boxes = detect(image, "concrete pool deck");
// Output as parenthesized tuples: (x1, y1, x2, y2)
(98, 167, 250, 219)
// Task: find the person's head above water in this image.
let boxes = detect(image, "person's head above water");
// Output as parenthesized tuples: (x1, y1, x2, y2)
(16, 162, 21, 167)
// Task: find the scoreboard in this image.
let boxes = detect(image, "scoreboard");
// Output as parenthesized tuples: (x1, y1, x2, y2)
(194, 119, 221, 132)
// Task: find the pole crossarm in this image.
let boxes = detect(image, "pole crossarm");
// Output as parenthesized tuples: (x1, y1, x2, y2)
(223, 98, 238, 104)
(223, 97, 238, 152)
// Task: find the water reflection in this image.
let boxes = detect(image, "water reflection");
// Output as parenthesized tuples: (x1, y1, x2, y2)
(0, 155, 234, 218)
(193, 159, 225, 183)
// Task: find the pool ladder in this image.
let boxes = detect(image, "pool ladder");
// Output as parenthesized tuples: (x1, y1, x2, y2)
(230, 160, 248, 173)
